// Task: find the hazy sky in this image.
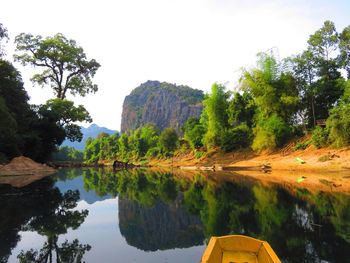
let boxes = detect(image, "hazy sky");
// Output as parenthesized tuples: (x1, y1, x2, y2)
(1, 0, 350, 130)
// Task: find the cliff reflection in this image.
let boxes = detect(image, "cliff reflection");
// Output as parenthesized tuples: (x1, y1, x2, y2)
(82, 168, 350, 262)
(119, 197, 203, 251)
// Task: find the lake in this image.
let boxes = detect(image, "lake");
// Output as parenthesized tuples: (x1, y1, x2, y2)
(1, 168, 350, 262)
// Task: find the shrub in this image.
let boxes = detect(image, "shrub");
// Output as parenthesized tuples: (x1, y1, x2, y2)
(220, 124, 252, 152)
(194, 150, 205, 159)
(183, 118, 205, 149)
(294, 140, 310, 151)
(311, 126, 328, 148)
(159, 128, 179, 154)
(146, 147, 161, 158)
(252, 114, 291, 152)
(327, 103, 350, 147)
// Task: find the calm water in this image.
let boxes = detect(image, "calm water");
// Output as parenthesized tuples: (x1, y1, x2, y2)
(1, 168, 350, 262)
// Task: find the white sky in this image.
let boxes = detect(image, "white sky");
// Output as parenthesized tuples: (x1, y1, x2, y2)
(1, 0, 350, 130)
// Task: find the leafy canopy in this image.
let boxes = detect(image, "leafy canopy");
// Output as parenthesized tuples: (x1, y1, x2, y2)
(14, 33, 100, 99)
(39, 99, 92, 142)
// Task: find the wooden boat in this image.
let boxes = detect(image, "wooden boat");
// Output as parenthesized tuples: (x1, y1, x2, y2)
(200, 235, 281, 263)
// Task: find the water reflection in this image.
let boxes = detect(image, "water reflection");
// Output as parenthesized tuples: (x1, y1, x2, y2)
(1, 168, 350, 263)
(119, 197, 203, 251)
(82, 168, 350, 262)
(0, 177, 90, 263)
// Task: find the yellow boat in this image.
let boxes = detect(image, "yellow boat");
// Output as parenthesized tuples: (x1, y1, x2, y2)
(200, 235, 281, 263)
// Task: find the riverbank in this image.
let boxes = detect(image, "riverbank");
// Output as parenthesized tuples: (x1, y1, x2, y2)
(150, 146, 350, 172)
(147, 146, 350, 194)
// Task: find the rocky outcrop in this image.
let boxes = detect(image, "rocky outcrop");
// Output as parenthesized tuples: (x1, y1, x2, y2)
(121, 81, 204, 134)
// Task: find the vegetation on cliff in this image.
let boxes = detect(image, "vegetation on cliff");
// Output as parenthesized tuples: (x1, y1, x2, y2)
(84, 20, 350, 165)
(121, 81, 204, 134)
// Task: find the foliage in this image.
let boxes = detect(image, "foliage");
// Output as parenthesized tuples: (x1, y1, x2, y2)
(327, 102, 350, 147)
(311, 126, 329, 148)
(39, 99, 92, 142)
(0, 59, 66, 162)
(194, 150, 205, 159)
(0, 97, 19, 160)
(241, 53, 299, 123)
(159, 128, 179, 154)
(220, 124, 252, 152)
(291, 20, 345, 127)
(240, 52, 298, 151)
(202, 83, 229, 148)
(227, 92, 255, 128)
(252, 114, 291, 152)
(84, 132, 120, 164)
(51, 146, 83, 162)
(0, 23, 8, 57)
(339, 25, 350, 78)
(293, 140, 310, 151)
(14, 33, 100, 99)
(183, 117, 205, 149)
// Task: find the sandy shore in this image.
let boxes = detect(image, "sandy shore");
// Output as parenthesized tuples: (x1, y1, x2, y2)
(148, 146, 350, 194)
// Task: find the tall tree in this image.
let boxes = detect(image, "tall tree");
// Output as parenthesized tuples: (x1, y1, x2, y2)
(202, 83, 229, 148)
(14, 33, 100, 99)
(307, 20, 344, 122)
(240, 53, 299, 151)
(339, 25, 350, 78)
(0, 23, 8, 57)
(38, 99, 92, 142)
(291, 50, 318, 126)
(159, 128, 179, 154)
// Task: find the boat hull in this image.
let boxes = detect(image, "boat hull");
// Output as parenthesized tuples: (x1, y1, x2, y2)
(200, 235, 281, 263)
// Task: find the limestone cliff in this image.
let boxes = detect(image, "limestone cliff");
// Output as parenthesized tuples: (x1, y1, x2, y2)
(121, 81, 204, 133)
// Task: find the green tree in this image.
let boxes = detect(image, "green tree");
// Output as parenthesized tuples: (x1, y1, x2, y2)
(39, 99, 92, 142)
(307, 21, 344, 122)
(183, 117, 205, 149)
(0, 23, 8, 57)
(51, 146, 83, 162)
(14, 33, 100, 99)
(327, 101, 350, 147)
(118, 133, 130, 162)
(291, 50, 318, 126)
(159, 128, 179, 154)
(339, 25, 350, 78)
(227, 92, 255, 128)
(0, 97, 19, 161)
(241, 53, 299, 122)
(202, 83, 229, 148)
(241, 53, 299, 151)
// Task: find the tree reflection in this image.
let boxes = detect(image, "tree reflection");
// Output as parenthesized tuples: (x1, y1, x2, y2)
(83, 168, 178, 206)
(181, 175, 350, 263)
(81, 168, 350, 262)
(16, 190, 90, 263)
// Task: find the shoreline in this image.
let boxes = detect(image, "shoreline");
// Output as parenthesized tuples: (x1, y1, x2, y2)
(146, 146, 350, 194)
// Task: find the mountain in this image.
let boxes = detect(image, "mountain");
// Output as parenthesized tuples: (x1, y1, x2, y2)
(62, 124, 117, 150)
(121, 80, 204, 134)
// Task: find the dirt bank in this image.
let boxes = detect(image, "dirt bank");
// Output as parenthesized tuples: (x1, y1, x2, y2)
(0, 156, 56, 187)
(148, 146, 350, 194)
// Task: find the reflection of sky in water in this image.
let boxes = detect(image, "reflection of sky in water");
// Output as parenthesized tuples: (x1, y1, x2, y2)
(8, 196, 205, 263)
(8, 168, 350, 262)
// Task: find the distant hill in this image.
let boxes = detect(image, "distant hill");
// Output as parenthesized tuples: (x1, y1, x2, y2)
(62, 124, 117, 150)
(121, 80, 204, 134)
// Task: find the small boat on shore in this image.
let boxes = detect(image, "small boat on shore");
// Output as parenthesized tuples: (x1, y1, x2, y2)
(200, 235, 281, 263)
